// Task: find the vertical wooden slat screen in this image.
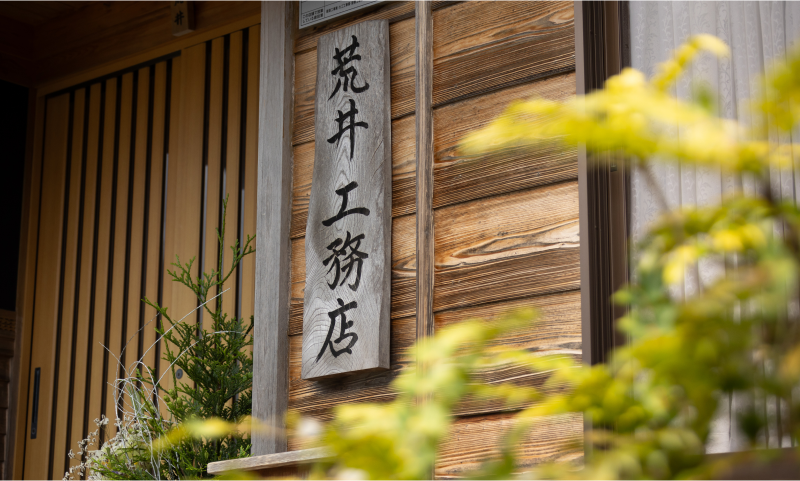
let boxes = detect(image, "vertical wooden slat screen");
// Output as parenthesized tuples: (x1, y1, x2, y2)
(16, 23, 260, 479)
(50, 88, 84, 478)
(158, 57, 181, 416)
(242, 25, 260, 354)
(222, 31, 243, 322)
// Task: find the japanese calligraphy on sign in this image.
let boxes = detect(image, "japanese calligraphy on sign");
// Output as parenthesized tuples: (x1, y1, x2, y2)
(170, 1, 195, 37)
(302, 20, 391, 380)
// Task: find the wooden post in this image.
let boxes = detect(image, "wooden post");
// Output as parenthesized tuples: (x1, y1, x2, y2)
(415, 4, 434, 476)
(253, 0, 294, 456)
(415, 0, 434, 346)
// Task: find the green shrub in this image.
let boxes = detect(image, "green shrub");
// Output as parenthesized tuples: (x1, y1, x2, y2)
(65, 196, 255, 480)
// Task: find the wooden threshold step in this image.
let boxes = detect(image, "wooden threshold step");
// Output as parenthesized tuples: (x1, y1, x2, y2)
(207, 447, 333, 475)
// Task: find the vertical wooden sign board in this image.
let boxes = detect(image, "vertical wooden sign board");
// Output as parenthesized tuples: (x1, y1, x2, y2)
(302, 20, 392, 380)
(170, 1, 195, 36)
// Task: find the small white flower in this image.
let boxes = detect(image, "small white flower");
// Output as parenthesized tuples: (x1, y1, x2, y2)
(68, 449, 75, 459)
(336, 468, 368, 480)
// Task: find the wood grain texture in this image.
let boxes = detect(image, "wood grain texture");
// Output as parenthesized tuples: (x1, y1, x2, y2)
(86, 77, 119, 437)
(437, 291, 581, 417)
(51, 89, 85, 480)
(292, 1, 454, 55)
(158, 58, 182, 413)
(416, 2, 434, 344)
(253, 1, 293, 456)
(289, 315, 414, 435)
(170, 44, 205, 383)
(22, 93, 69, 480)
(432, 1, 574, 107)
(434, 412, 583, 479)
(295, 2, 415, 54)
(292, 2, 574, 146)
(221, 30, 244, 322)
(121, 67, 149, 395)
(432, 73, 577, 208)
(291, 213, 416, 336)
(434, 182, 580, 314)
(67, 83, 101, 473)
(105, 73, 135, 432)
(296, 151, 583, 440)
(290, 73, 576, 239)
(302, 20, 392, 380)
(139, 61, 168, 385)
(286, 291, 579, 428)
(202, 37, 226, 333)
(37, 13, 261, 97)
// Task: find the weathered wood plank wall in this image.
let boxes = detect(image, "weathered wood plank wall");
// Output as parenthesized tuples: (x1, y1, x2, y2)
(286, 1, 581, 477)
(14, 25, 262, 480)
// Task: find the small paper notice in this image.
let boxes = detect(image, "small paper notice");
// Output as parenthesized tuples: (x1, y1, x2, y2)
(299, 1, 383, 29)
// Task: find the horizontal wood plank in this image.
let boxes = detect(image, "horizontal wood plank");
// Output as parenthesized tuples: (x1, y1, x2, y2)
(208, 447, 332, 474)
(435, 412, 583, 479)
(287, 315, 415, 443)
(434, 182, 580, 313)
(432, 1, 575, 107)
(432, 73, 577, 208)
(437, 291, 581, 416)
(288, 182, 580, 417)
(292, 1, 574, 146)
(291, 73, 576, 239)
(286, 291, 581, 430)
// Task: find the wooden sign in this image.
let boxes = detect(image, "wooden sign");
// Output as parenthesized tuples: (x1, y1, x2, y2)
(170, 1, 195, 37)
(299, 1, 384, 29)
(302, 20, 392, 380)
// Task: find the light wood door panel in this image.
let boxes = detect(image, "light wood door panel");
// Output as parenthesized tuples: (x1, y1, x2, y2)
(23, 92, 70, 481)
(18, 24, 260, 477)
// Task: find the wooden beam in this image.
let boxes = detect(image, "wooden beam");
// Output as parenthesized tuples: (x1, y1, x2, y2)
(34, 2, 260, 89)
(36, 12, 262, 98)
(252, 0, 294, 456)
(415, 0, 434, 344)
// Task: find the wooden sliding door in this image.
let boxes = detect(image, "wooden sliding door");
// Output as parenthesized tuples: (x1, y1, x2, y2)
(14, 26, 260, 480)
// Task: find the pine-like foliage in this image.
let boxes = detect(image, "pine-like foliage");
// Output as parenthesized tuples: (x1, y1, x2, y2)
(142, 195, 255, 474)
